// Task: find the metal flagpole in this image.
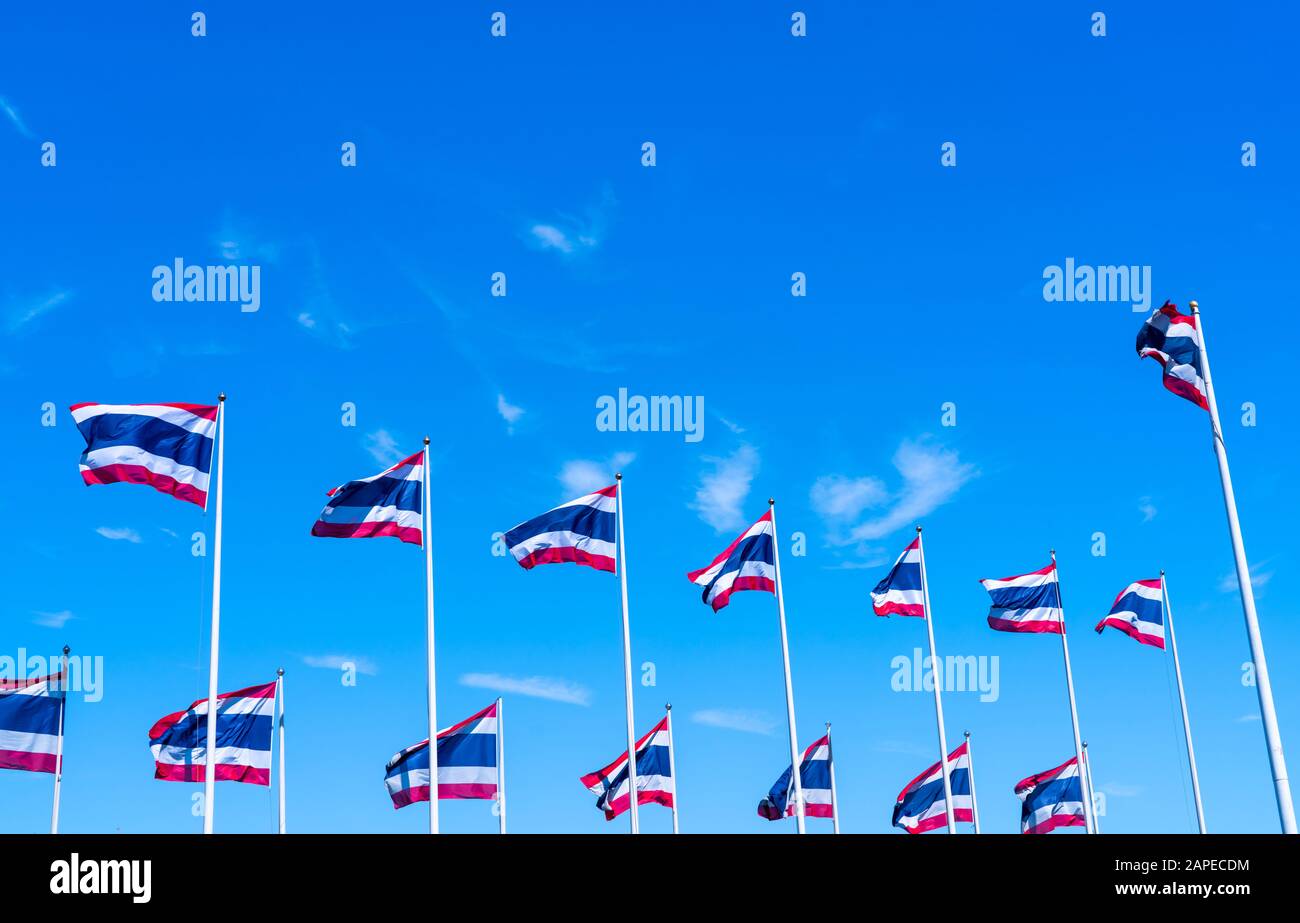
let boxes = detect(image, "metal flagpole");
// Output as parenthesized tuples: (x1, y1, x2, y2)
(964, 730, 981, 834)
(1052, 549, 1094, 834)
(276, 668, 286, 834)
(915, 527, 956, 833)
(825, 722, 840, 834)
(1082, 741, 1100, 833)
(50, 645, 69, 834)
(1162, 572, 1206, 833)
(202, 393, 225, 835)
(665, 704, 680, 834)
(768, 498, 806, 834)
(614, 473, 639, 834)
(496, 697, 506, 834)
(1191, 301, 1295, 834)
(423, 437, 439, 835)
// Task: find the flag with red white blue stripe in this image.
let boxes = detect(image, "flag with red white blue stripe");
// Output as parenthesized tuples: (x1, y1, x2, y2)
(0, 672, 66, 774)
(1136, 302, 1209, 411)
(687, 509, 776, 612)
(70, 402, 217, 507)
(1096, 578, 1165, 649)
(384, 701, 500, 809)
(311, 450, 423, 546)
(757, 734, 834, 821)
(871, 537, 925, 617)
(503, 485, 617, 573)
(148, 681, 276, 785)
(579, 715, 674, 821)
(1015, 756, 1087, 834)
(980, 561, 1063, 634)
(892, 741, 974, 834)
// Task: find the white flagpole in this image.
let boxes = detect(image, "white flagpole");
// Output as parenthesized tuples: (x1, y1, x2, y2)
(666, 703, 680, 834)
(50, 644, 69, 835)
(276, 668, 286, 834)
(825, 722, 840, 834)
(1082, 741, 1101, 833)
(496, 697, 506, 834)
(1052, 549, 1094, 834)
(1162, 572, 1206, 833)
(915, 527, 956, 833)
(768, 498, 806, 834)
(964, 730, 981, 834)
(1190, 300, 1295, 834)
(422, 437, 439, 835)
(202, 393, 226, 835)
(614, 473, 639, 834)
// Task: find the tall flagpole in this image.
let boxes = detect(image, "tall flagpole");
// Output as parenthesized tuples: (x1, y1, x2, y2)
(423, 437, 439, 835)
(915, 527, 956, 833)
(964, 730, 981, 834)
(50, 645, 69, 835)
(1191, 301, 1296, 834)
(1082, 741, 1101, 833)
(496, 697, 506, 834)
(276, 668, 286, 834)
(614, 473, 639, 834)
(202, 393, 225, 835)
(666, 703, 680, 834)
(826, 722, 840, 834)
(768, 498, 806, 834)
(1162, 572, 1206, 833)
(1052, 549, 1094, 834)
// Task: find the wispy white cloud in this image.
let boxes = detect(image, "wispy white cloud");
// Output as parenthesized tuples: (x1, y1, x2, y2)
(1238, 713, 1261, 723)
(813, 439, 976, 543)
(497, 393, 525, 433)
(297, 312, 317, 329)
(8, 290, 70, 333)
(691, 444, 759, 532)
(1100, 782, 1142, 798)
(690, 708, 775, 735)
(530, 224, 575, 253)
(0, 95, 33, 138)
(301, 653, 379, 675)
(460, 672, 592, 706)
(1218, 563, 1274, 595)
(33, 610, 74, 629)
(1139, 496, 1157, 523)
(526, 187, 615, 257)
(559, 452, 634, 497)
(363, 429, 405, 466)
(96, 526, 141, 543)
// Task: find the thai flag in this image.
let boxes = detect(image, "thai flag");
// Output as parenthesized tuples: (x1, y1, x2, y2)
(871, 537, 925, 617)
(70, 402, 217, 508)
(1096, 578, 1165, 649)
(384, 702, 500, 809)
(1015, 756, 1087, 834)
(148, 681, 276, 785)
(1136, 302, 1209, 411)
(580, 716, 674, 821)
(980, 561, 1063, 634)
(687, 509, 776, 612)
(311, 450, 423, 546)
(892, 741, 974, 834)
(503, 485, 617, 573)
(757, 734, 834, 821)
(0, 673, 65, 774)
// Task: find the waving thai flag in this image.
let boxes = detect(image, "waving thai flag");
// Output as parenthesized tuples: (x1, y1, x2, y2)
(0, 672, 66, 774)
(311, 450, 424, 546)
(871, 537, 925, 617)
(1015, 756, 1087, 834)
(980, 561, 1063, 634)
(1136, 302, 1208, 410)
(687, 509, 776, 611)
(503, 485, 617, 573)
(580, 715, 674, 821)
(1096, 578, 1165, 649)
(757, 734, 835, 821)
(892, 741, 974, 834)
(385, 701, 501, 809)
(148, 681, 276, 785)
(70, 402, 217, 507)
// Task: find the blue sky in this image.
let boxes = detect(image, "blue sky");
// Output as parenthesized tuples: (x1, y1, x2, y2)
(2, 2, 1298, 834)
